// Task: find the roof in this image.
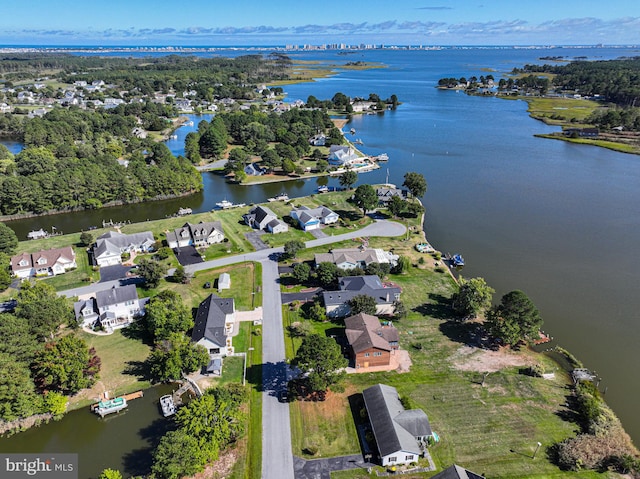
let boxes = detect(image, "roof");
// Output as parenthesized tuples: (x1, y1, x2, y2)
(431, 465, 485, 479)
(362, 384, 432, 458)
(168, 221, 224, 244)
(315, 248, 383, 267)
(322, 275, 401, 307)
(248, 205, 276, 224)
(11, 246, 75, 271)
(94, 231, 154, 257)
(96, 284, 139, 309)
(218, 272, 231, 289)
(192, 294, 235, 348)
(344, 313, 393, 353)
(376, 187, 408, 203)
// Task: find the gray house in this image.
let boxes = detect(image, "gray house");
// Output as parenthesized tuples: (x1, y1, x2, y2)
(74, 284, 148, 331)
(362, 383, 433, 467)
(322, 275, 401, 317)
(192, 294, 236, 359)
(243, 205, 288, 233)
(166, 221, 225, 249)
(93, 231, 155, 267)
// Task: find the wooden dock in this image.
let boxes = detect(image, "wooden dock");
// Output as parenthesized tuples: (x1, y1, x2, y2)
(90, 390, 144, 412)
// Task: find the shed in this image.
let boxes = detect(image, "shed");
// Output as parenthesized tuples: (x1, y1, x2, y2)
(218, 272, 231, 292)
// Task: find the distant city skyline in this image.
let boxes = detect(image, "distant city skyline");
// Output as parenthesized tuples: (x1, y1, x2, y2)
(1, 0, 638, 46)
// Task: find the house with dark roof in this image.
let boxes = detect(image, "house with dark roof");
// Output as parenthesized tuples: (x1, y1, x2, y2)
(166, 221, 225, 249)
(376, 187, 408, 206)
(93, 231, 155, 267)
(322, 275, 401, 318)
(290, 205, 339, 231)
(344, 313, 399, 368)
(243, 205, 288, 233)
(431, 465, 485, 479)
(362, 383, 433, 467)
(192, 294, 235, 360)
(11, 246, 76, 278)
(74, 284, 148, 331)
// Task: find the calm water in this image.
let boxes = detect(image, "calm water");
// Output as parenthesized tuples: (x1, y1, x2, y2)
(3, 46, 640, 452)
(0, 385, 175, 479)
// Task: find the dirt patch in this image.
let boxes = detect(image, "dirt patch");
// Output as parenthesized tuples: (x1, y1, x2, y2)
(186, 446, 239, 479)
(451, 345, 534, 373)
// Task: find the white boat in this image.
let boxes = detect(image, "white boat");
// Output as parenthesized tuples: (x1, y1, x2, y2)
(375, 153, 389, 162)
(94, 397, 127, 417)
(316, 185, 329, 193)
(160, 395, 177, 417)
(216, 199, 233, 209)
(169, 134, 178, 140)
(187, 121, 194, 126)
(177, 207, 192, 216)
(27, 229, 48, 240)
(268, 192, 289, 202)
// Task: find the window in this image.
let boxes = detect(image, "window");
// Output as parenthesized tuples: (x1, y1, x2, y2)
(373, 352, 382, 357)
(364, 352, 370, 357)
(405, 455, 414, 461)
(388, 457, 397, 463)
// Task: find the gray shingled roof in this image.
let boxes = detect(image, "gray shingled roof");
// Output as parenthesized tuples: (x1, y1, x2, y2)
(362, 384, 432, 458)
(96, 284, 139, 309)
(191, 293, 234, 348)
(322, 275, 401, 307)
(94, 231, 154, 258)
(431, 465, 485, 479)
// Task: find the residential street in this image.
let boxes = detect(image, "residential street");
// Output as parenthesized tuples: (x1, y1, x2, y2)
(56, 219, 406, 478)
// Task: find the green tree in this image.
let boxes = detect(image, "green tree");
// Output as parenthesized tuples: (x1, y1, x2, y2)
(339, 170, 358, 189)
(145, 290, 194, 341)
(486, 290, 543, 347)
(16, 281, 73, 340)
(348, 294, 377, 315)
(402, 172, 427, 197)
(98, 469, 123, 479)
(32, 334, 101, 394)
(137, 258, 167, 289)
(149, 333, 209, 381)
(284, 240, 305, 259)
(292, 262, 311, 283)
(79, 231, 94, 246)
(393, 300, 407, 319)
(305, 299, 327, 322)
(393, 256, 411, 274)
(0, 253, 11, 291)
(406, 201, 424, 218)
(0, 222, 18, 255)
(282, 158, 295, 174)
(44, 391, 68, 416)
(316, 159, 329, 172)
(316, 261, 339, 288)
(0, 313, 40, 362)
(0, 352, 43, 421)
(452, 276, 495, 318)
(353, 184, 378, 217)
(387, 195, 406, 217)
(292, 334, 347, 395)
(152, 429, 215, 479)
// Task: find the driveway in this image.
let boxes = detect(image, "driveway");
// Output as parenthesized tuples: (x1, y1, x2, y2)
(173, 245, 204, 266)
(99, 264, 131, 282)
(310, 228, 328, 239)
(294, 454, 376, 479)
(245, 231, 269, 250)
(281, 289, 322, 304)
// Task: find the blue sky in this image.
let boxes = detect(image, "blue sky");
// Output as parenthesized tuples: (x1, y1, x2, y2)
(1, 0, 638, 46)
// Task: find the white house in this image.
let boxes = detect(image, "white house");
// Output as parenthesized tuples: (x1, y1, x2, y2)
(166, 221, 225, 249)
(243, 205, 288, 233)
(362, 384, 433, 467)
(314, 247, 397, 270)
(10, 246, 77, 278)
(74, 284, 148, 331)
(93, 231, 155, 267)
(192, 294, 235, 359)
(289, 205, 339, 231)
(328, 145, 360, 166)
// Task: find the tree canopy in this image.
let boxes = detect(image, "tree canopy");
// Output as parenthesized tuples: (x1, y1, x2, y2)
(486, 290, 543, 347)
(0, 222, 18, 254)
(145, 290, 194, 341)
(352, 183, 378, 217)
(339, 170, 358, 189)
(348, 294, 378, 316)
(292, 334, 347, 395)
(452, 276, 495, 318)
(403, 172, 427, 198)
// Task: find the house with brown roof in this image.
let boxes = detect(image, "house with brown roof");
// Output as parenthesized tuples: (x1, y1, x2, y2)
(344, 313, 399, 368)
(10, 246, 76, 278)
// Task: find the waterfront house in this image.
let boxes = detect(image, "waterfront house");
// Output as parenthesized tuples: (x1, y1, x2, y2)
(362, 383, 433, 467)
(244, 163, 265, 176)
(328, 145, 360, 167)
(351, 100, 376, 112)
(376, 187, 408, 206)
(309, 133, 326, 146)
(314, 247, 397, 270)
(74, 284, 148, 331)
(344, 313, 399, 368)
(10, 246, 76, 278)
(243, 205, 288, 233)
(192, 294, 235, 359)
(93, 231, 155, 267)
(431, 465, 485, 479)
(322, 275, 401, 318)
(166, 221, 225, 249)
(289, 205, 339, 231)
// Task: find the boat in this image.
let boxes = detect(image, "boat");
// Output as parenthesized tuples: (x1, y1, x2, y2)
(316, 185, 329, 193)
(415, 242, 435, 253)
(349, 128, 356, 135)
(169, 134, 178, 140)
(160, 395, 177, 417)
(267, 192, 289, 202)
(93, 397, 127, 417)
(451, 254, 465, 267)
(187, 121, 194, 126)
(216, 199, 233, 209)
(177, 207, 192, 216)
(375, 153, 389, 162)
(27, 229, 48, 240)
(354, 138, 364, 145)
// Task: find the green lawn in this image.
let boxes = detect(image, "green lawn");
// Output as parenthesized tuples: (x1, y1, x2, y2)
(524, 97, 601, 124)
(40, 246, 96, 290)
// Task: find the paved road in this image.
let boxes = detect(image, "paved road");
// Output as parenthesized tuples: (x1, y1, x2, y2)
(55, 219, 407, 479)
